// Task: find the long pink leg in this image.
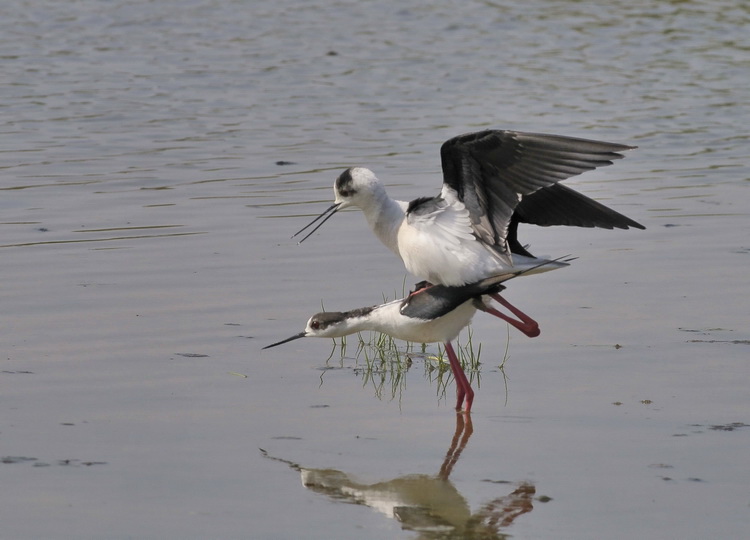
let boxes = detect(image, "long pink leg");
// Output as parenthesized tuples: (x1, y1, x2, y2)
(439, 413, 474, 480)
(483, 293, 541, 338)
(445, 342, 474, 412)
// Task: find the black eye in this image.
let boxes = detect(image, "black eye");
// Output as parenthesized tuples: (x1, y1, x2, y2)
(339, 189, 352, 197)
(311, 320, 320, 330)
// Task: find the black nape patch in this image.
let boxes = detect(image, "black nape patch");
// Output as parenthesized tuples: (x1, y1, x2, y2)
(342, 305, 375, 320)
(311, 311, 347, 329)
(312, 306, 375, 329)
(335, 168, 355, 195)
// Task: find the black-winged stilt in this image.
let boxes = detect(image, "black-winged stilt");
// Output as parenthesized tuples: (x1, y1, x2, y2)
(293, 130, 644, 334)
(263, 266, 552, 412)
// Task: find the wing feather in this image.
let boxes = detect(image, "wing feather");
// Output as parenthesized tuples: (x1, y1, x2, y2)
(440, 129, 640, 256)
(405, 194, 475, 248)
(515, 183, 645, 229)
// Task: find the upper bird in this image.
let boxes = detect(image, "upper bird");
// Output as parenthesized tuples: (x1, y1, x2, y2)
(294, 129, 644, 286)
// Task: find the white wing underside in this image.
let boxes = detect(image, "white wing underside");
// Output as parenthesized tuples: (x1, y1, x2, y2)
(411, 189, 476, 246)
(398, 188, 561, 285)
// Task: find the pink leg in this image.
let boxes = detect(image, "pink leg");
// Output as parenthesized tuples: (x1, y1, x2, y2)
(445, 342, 475, 412)
(439, 412, 474, 480)
(483, 293, 541, 338)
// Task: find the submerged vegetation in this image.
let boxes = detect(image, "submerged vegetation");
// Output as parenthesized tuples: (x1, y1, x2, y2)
(323, 324, 510, 406)
(319, 284, 510, 406)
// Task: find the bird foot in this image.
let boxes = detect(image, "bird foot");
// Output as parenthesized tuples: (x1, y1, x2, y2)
(482, 294, 541, 338)
(408, 280, 433, 297)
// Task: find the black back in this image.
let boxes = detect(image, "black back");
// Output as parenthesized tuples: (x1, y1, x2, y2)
(399, 275, 508, 320)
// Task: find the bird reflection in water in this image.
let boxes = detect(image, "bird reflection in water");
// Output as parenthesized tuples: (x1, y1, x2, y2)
(261, 414, 540, 538)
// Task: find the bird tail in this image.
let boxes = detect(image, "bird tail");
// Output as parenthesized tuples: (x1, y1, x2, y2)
(474, 255, 574, 294)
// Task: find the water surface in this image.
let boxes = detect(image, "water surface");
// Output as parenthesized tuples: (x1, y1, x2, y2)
(1, 1, 748, 538)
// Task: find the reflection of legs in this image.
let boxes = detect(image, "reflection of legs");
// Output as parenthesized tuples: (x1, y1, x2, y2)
(483, 293, 541, 337)
(444, 342, 474, 412)
(439, 412, 474, 480)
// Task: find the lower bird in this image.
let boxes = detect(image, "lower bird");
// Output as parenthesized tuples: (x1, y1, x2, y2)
(263, 266, 550, 413)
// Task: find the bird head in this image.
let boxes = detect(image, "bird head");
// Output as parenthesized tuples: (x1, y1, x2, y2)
(333, 167, 383, 209)
(262, 311, 358, 349)
(293, 167, 384, 243)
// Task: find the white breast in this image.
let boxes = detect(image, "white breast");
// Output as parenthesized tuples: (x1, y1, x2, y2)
(371, 301, 477, 344)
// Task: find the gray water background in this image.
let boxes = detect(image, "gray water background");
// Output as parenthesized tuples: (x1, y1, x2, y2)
(2, 0, 749, 538)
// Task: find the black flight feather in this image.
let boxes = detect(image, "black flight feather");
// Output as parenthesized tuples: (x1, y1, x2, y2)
(438, 130, 642, 260)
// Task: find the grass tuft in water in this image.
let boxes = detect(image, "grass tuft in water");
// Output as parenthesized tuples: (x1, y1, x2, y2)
(325, 323, 508, 406)
(320, 286, 510, 405)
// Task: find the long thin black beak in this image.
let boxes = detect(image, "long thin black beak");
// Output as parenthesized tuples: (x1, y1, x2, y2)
(262, 332, 307, 349)
(291, 203, 341, 244)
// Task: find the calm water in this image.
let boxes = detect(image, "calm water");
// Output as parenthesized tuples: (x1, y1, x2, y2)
(2, 1, 749, 538)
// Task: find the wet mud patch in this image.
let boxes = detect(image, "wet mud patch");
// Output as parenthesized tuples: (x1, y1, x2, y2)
(686, 339, 750, 344)
(1, 456, 39, 464)
(708, 422, 749, 432)
(648, 464, 708, 483)
(672, 422, 748, 436)
(2, 456, 107, 467)
(679, 327, 749, 344)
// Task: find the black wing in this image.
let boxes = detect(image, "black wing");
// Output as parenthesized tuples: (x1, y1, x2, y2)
(440, 130, 638, 260)
(514, 183, 645, 230)
(399, 275, 508, 320)
(400, 257, 572, 320)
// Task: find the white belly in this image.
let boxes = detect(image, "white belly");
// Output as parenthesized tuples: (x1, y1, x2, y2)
(374, 301, 477, 344)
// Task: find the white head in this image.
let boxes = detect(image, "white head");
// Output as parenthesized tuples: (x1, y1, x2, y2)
(333, 167, 385, 210)
(263, 307, 375, 349)
(293, 167, 387, 243)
